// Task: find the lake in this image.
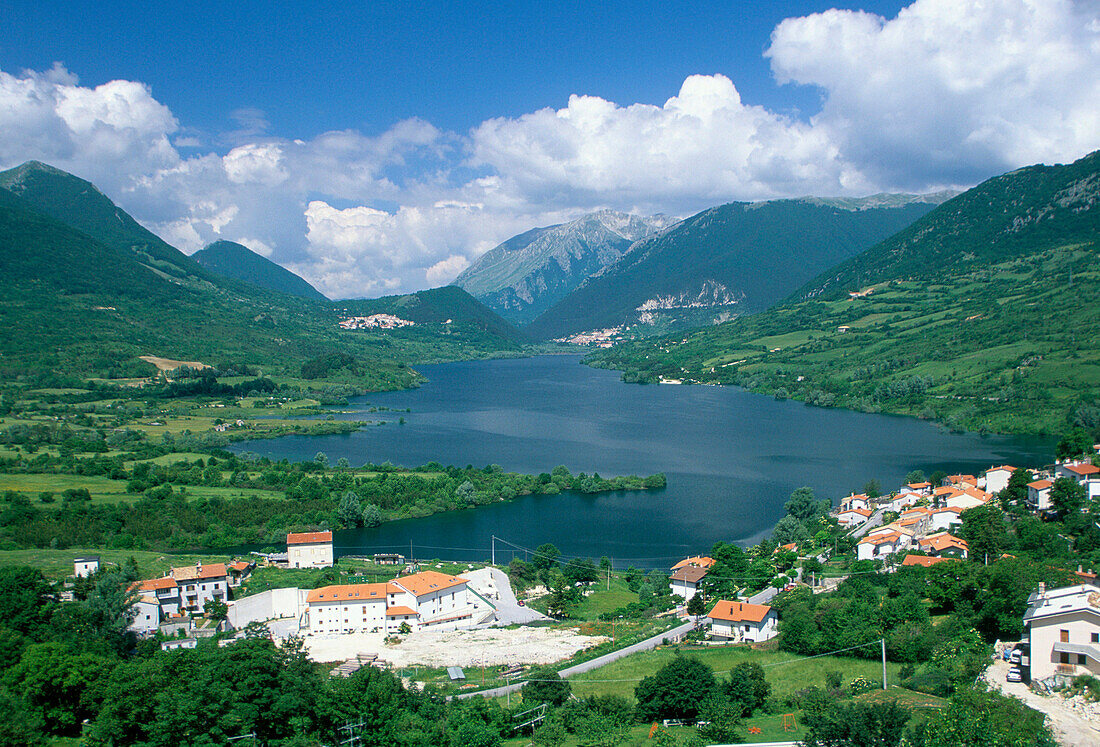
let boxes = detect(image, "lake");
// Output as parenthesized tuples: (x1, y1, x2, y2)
(234, 355, 1050, 568)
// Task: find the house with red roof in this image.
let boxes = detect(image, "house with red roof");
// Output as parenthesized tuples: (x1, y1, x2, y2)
(918, 532, 969, 559)
(305, 570, 482, 634)
(1028, 479, 1053, 511)
(983, 465, 1017, 495)
(837, 507, 872, 528)
(1057, 461, 1100, 499)
(287, 530, 334, 569)
(900, 554, 954, 568)
(706, 600, 777, 642)
(669, 565, 709, 601)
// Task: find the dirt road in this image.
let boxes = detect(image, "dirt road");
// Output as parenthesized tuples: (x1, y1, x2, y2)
(984, 659, 1100, 746)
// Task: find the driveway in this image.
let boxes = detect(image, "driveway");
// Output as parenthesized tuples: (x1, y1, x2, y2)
(983, 659, 1100, 746)
(480, 566, 551, 626)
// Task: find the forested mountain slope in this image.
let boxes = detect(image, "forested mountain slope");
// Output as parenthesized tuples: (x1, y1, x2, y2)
(588, 151, 1100, 435)
(193, 240, 327, 300)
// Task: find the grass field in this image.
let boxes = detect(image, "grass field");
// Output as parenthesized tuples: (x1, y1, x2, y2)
(0, 547, 234, 580)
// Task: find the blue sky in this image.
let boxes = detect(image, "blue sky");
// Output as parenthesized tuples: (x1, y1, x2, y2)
(0, 0, 1097, 298)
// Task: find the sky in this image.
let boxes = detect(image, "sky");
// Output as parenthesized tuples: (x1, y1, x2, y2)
(1, 0, 1098, 299)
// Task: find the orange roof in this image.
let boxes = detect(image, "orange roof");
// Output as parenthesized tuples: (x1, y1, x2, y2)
(859, 531, 901, 546)
(985, 465, 1016, 473)
(394, 570, 467, 597)
(135, 577, 177, 591)
(934, 486, 960, 497)
(306, 582, 397, 603)
(901, 555, 953, 568)
(920, 533, 969, 553)
(945, 474, 977, 484)
(287, 530, 333, 545)
(229, 561, 252, 572)
(780, 543, 798, 552)
(839, 507, 872, 517)
(707, 600, 772, 623)
(385, 606, 417, 617)
(1066, 464, 1100, 476)
(171, 563, 227, 581)
(671, 556, 716, 570)
(932, 507, 961, 514)
(907, 482, 931, 489)
(1028, 479, 1053, 490)
(900, 507, 931, 517)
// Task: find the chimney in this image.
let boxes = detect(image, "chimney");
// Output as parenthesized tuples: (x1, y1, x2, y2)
(1038, 582, 1046, 598)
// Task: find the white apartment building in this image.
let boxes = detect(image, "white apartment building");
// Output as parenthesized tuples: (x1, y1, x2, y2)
(1023, 583, 1100, 682)
(305, 570, 476, 634)
(287, 531, 334, 569)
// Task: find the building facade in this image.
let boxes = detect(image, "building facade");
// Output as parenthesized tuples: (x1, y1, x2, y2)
(287, 531, 334, 569)
(706, 600, 777, 642)
(305, 570, 477, 634)
(1023, 584, 1100, 682)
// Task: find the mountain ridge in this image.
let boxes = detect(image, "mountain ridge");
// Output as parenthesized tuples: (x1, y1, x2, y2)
(193, 240, 328, 301)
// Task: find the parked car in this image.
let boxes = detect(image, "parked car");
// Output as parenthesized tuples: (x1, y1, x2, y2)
(517, 600, 525, 607)
(1007, 667, 1022, 682)
(1009, 648, 1022, 663)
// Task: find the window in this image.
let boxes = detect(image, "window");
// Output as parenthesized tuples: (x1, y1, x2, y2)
(1079, 654, 1088, 665)
(1061, 630, 1070, 643)
(1092, 633, 1098, 644)
(1060, 652, 1070, 664)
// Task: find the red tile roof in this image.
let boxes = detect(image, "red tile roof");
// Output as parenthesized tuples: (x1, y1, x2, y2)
(901, 555, 953, 568)
(229, 561, 252, 572)
(287, 530, 333, 545)
(385, 606, 417, 617)
(920, 533, 969, 554)
(707, 600, 772, 623)
(306, 582, 397, 603)
(135, 577, 178, 591)
(671, 556, 716, 570)
(171, 563, 227, 581)
(394, 570, 467, 597)
(1028, 479, 1053, 490)
(1066, 464, 1100, 476)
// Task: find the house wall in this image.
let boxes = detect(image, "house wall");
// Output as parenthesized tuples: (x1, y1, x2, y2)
(177, 577, 227, 612)
(228, 587, 309, 629)
(309, 598, 389, 634)
(289, 542, 334, 569)
(1028, 486, 1051, 510)
(129, 601, 160, 635)
(985, 470, 1012, 495)
(708, 612, 777, 642)
(669, 578, 699, 600)
(1028, 609, 1100, 681)
(74, 560, 99, 578)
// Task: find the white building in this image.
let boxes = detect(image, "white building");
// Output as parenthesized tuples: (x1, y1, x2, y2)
(1028, 479, 1053, 511)
(837, 507, 872, 527)
(669, 565, 708, 600)
(706, 600, 777, 642)
(287, 531, 334, 569)
(929, 507, 963, 533)
(1057, 462, 1100, 499)
(305, 570, 476, 635)
(1023, 583, 1100, 682)
(171, 562, 229, 613)
(129, 595, 161, 635)
(856, 529, 911, 561)
(983, 466, 1017, 495)
(73, 556, 100, 578)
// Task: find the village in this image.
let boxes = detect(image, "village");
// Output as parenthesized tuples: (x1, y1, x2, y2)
(48, 446, 1099, 743)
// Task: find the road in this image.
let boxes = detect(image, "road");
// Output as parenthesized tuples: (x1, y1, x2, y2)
(481, 567, 551, 626)
(983, 659, 1100, 746)
(851, 507, 887, 538)
(456, 618, 696, 699)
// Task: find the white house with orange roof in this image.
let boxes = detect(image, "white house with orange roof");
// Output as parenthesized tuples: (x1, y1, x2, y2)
(905, 481, 933, 496)
(930, 506, 963, 533)
(672, 556, 716, 571)
(133, 576, 182, 616)
(945, 488, 988, 512)
(670, 565, 709, 600)
(983, 466, 1017, 495)
(305, 570, 477, 634)
(129, 594, 162, 635)
(287, 530, 334, 569)
(840, 494, 870, 512)
(170, 562, 228, 613)
(918, 532, 969, 559)
(706, 600, 777, 642)
(1028, 479, 1053, 511)
(943, 474, 978, 489)
(1057, 462, 1100, 499)
(837, 507, 872, 528)
(857, 529, 911, 561)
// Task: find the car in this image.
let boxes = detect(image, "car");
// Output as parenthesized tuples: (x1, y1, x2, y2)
(1007, 667, 1022, 683)
(1009, 649, 1022, 664)
(517, 600, 525, 607)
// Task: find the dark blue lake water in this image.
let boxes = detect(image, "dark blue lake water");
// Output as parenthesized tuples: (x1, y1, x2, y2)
(234, 355, 1050, 567)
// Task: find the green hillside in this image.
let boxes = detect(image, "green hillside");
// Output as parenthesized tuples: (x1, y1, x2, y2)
(193, 240, 327, 300)
(0, 163, 528, 387)
(526, 197, 941, 340)
(588, 151, 1100, 435)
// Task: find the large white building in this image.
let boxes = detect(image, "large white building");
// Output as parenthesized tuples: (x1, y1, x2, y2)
(305, 570, 479, 634)
(287, 531, 334, 569)
(706, 600, 777, 642)
(1023, 583, 1100, 682)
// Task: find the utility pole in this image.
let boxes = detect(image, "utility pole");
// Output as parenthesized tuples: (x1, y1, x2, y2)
(491, 535, 496, 566)
(881, 638, 887, 690)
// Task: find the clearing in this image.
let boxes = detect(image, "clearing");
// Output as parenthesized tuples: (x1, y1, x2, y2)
(139, 355, 211, 372)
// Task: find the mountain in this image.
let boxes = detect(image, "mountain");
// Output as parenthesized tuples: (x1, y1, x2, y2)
(452, 210, 675, 325)
(0, 161, 527, 384)
(193, 240, 327, 300)
(588, 151, 1100, 435)
(0, 160, 212, 283)
(526, 195, 946, 340)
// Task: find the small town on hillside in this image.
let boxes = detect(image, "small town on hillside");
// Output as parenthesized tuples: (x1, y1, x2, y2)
(46, 444, 1100, 743)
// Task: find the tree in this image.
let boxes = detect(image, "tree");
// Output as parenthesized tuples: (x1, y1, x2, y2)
(313, 451, 329, 467)
(959, 504, 1007, 562)
(772, 515, 810, 545)
(634, 656, 717, 723)
(863, 479, 883, 499)
(998, 468, 1032, 514)
(522, 666, 571, 707)
(204, 599, 228, 620)
(687, 593, 707, 617)
(904, 470, 926, 484)
(802, 699, 910, 747)
(723, 662, 770, 716)
(0, 566, 53, 638)
(337, 490, 364, 528)
(531, 543, 561, 573)
(909, 685, 1056, 747)
(1049, 477, 1087, 520)
(1056, 429, 1094, 460)
(785, 487, 829, 523)
(455, 480, 477, 505)
(361, 502, 382, 528)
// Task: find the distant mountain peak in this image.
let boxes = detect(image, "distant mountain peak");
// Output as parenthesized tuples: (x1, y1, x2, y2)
(192, 240, 327, 301)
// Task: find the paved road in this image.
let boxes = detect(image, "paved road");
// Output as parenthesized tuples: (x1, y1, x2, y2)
(457, 618, 696, 699)
(851, 507, 887, 538)
(481, 567, 551, 626)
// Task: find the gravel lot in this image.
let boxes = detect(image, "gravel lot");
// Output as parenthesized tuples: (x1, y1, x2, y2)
(984, 659, 1100, 746)
(304, 626, 607, 667)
